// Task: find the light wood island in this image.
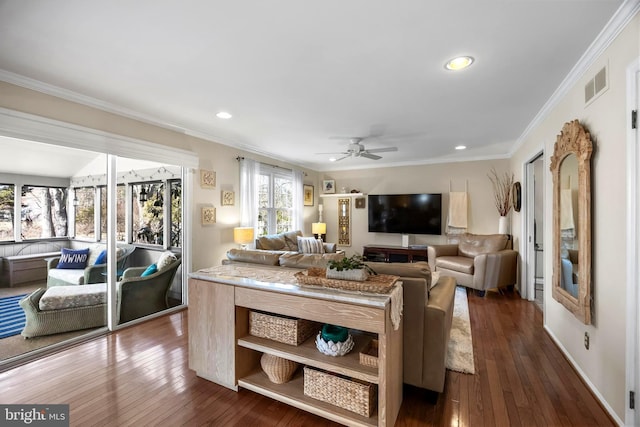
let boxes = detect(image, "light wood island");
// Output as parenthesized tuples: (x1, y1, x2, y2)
(188, 270, 403, 427)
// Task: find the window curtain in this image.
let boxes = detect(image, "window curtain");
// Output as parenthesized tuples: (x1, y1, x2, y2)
(291, 169, 304, 232)
(239, 158, 259, 231)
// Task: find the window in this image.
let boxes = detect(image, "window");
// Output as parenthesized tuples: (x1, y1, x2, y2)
(0, 184, 14, 241)
(169, 180, 182, 247)
(20, 185, 68, 239)
(74, 187, 95, 239)
(257, 167, 293, 236)
(132, 182, 164, 245)
(99, 185, 125, 242)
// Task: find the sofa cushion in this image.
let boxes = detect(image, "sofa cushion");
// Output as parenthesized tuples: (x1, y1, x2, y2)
(47, 268, 86, 286)
(227, 249, 282, 266)
(436, 256, 474, 274)
(87, 244, 105, 265)
(279, 252, 344, 268)
(458, 233, 508, 258)
(94, 249, 108, 265)
(430, 271, 441, 290)
(39, 283, 107, 310)
(141, 263, 158, 277)
(297, 236, 325, 254)
(256, 230, 302, 251)
(57, 248, 90, 269)
(157, 251, 178, 271)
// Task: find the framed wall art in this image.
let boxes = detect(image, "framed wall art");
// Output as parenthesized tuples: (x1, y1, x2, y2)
(221, 190, 235, 206)
(304, 185, 314, 206)
(322, 179, 335, 194)
(201, 207, 216, 225)
(355, 197, 366, 209)
(200, 169, 216, 189)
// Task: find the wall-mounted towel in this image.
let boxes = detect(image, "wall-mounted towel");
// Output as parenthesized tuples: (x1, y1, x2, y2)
(447, 192, 468, 236)
(560, 188, 575, 238)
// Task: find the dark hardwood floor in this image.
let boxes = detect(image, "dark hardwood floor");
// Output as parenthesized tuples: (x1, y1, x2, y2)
(0, 289, 614, 426)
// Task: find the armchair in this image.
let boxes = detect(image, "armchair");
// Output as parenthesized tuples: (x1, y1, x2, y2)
(428, 233, 517, 294)
(118, 256, 181, 323)
(46, 244, 136, 287)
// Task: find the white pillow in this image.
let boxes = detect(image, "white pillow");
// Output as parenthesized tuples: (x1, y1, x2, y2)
(297, 236, 325, 254)
(430, 271, 441, 290)
(157, 251, 178, 271)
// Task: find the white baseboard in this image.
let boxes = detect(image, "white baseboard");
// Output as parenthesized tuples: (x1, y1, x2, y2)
(543, 325, 623, 426)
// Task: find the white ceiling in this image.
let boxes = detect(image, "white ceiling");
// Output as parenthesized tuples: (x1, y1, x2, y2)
(0, 0, 627, 172)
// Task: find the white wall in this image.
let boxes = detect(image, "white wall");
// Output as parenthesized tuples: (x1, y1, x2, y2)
(509, 12, 640, 421)
(319, 159, 511, 256)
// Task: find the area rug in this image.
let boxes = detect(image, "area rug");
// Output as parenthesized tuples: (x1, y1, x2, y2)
(446, 286, 475, 374)
(0, 294, 27, 339)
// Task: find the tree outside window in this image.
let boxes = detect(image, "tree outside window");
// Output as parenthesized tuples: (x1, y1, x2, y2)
(21, 185, 68, 239)
(0, 184, 15, 241)
(74, 187, 95, 239)
(132, 182, 164, 245)
(99, 185, 126, 242)
(169, 180, 182, 247)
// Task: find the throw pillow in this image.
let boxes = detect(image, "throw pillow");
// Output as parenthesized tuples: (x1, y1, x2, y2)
(56, 248, 90, 269)
(429, 271, 441, 290)
(141, 263, 158, 277)
(94, 249, 108, 265)
(297, 236, 325, 254)
(157, 251, 178, 271)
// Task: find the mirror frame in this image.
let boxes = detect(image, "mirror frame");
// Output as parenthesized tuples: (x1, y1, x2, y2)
(549, 119, 593, 324)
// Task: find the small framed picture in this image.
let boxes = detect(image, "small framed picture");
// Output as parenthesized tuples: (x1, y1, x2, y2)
(201, 207, 216, 224)
(322, 179, 335, 194)
(303, 185, 314, 206)
(355, 197, 366, 209)
(200, 169, 216, 189)
(221, 190, 235, 206)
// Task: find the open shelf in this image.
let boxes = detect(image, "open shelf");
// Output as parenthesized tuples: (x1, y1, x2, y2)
(239, 369, 378, 427)
(238, 330, 378, 384)
(319, 192, 364, 198)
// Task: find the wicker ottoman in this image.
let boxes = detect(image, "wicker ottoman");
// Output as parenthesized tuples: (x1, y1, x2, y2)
(19, 288, 107, 338)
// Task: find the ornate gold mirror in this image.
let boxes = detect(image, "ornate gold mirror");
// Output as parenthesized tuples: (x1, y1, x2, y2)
(549, 120, 592, 324)
(337, 198, 351, 246)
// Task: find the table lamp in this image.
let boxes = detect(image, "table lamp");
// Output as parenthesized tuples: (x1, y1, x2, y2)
(233, 227, 255, 250)
(312, 222, 326, 241)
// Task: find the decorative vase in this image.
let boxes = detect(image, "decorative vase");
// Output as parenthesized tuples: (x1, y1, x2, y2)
(498, 216, 508, 234)
(260, 353, 298, 384)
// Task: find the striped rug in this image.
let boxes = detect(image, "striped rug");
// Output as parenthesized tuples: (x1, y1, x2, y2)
(0, 294, 27, 339)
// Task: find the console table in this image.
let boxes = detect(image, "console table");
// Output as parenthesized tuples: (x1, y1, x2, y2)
(188, 268, 402, 427)
(363, 245, 428, 263)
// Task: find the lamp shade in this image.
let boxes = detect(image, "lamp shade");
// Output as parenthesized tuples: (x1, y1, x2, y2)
(312, 222, 327, 235)
(234, 227, 255, 245)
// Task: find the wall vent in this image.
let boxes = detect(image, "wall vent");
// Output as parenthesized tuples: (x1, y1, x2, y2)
(584, 65, 608, 105)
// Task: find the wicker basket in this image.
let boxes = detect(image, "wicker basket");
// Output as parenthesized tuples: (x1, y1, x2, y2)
(249, 311, 317, 346)
(359, 339, 379, 368)
(260, 353, 299, 384)
(295, 268, 398, 294)
(303, 366, 377, 417)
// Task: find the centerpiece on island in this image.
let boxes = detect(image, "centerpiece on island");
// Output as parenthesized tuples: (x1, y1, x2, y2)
(326, 254, 375, 282)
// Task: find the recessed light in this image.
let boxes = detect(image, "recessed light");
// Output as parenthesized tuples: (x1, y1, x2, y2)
(216, 111, 232, 119)
(455, 145, 467, 150)
(329, 157, 337, 162)
(445, 56, 474, 71)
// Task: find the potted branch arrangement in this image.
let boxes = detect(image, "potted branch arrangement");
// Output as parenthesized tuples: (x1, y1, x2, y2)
(488, 167, 514, 234)
(326, 254, 376, 282)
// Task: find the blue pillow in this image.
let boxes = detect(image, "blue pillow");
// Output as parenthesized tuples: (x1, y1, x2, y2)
(94, 249, 108, 265)
(141, 263, 158, 277)
(56, 248, 90, 269)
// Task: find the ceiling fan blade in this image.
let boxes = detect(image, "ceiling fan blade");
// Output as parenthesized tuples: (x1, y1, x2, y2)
(332, 154, 351, 162)
(315, 151, 349, 155)
(361, 152, 382, 160)
(366, 147, 398, 154)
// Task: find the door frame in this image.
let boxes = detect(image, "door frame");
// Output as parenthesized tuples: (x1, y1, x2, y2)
(521, 149, 544, 302)
(625, 56, 639, 427)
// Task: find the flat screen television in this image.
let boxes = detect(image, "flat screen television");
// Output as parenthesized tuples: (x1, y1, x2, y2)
(368, 193, 442, 235)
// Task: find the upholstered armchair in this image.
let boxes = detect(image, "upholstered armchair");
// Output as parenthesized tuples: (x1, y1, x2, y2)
(46, 244, 136, 287)
(118, 255, 181, 323)
(428, 233, 517, 294)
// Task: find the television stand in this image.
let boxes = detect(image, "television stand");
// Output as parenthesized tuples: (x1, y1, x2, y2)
(363, 245, 428, 263)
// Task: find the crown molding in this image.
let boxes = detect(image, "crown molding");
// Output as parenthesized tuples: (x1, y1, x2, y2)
(510, 0, 640, 156)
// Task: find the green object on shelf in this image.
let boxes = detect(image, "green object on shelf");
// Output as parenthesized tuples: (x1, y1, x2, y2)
(321, 324, 348, 343)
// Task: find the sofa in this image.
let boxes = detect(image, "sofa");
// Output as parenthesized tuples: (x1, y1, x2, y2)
(46, 243, 136, 287)
(253, 230, 339, 254)
(428, 233, 517, 294)
(222, 250, 456, 393)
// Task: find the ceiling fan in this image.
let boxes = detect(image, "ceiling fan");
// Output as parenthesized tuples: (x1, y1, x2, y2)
(317, 137, 398, 162)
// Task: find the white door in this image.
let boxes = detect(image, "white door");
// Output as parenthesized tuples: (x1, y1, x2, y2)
(525, 152, 544, 303)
